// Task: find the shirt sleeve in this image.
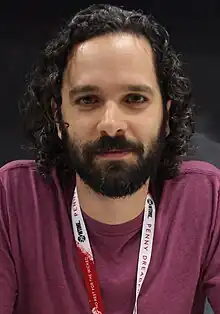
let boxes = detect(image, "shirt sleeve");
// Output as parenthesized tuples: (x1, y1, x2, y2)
(202, 185, 220, 312)
(0, 179, 17, 313)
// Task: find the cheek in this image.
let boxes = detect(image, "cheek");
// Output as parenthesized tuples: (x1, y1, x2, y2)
(62, 106, 92, 134)
(133, 106, 164, 141)
(65, 114, 97, 144)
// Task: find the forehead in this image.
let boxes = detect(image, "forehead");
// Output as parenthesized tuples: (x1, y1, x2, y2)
(65, 33, 158, 89)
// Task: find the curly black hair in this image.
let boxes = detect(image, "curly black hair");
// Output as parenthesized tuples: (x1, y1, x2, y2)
(20, 4, 196, 186)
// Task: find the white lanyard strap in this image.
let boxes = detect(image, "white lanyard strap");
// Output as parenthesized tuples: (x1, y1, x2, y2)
(133, 194, 156, 314)
(71, 188, 156, 314)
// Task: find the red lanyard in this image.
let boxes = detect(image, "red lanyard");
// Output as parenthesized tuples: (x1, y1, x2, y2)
(71, 188, 156, 314)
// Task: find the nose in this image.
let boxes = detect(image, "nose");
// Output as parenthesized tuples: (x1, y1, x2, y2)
(97, 101, 127, 137)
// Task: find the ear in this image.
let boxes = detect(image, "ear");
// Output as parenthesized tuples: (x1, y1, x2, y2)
(166, 99, 171, 112)
(51, 99, 62, 139)
(165, 100, 172, 137)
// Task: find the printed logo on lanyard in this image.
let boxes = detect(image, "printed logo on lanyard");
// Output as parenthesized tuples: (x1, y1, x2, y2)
(71, 187, 156, 314)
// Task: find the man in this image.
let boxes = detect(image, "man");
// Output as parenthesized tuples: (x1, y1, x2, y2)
(0, 4, 219, 314)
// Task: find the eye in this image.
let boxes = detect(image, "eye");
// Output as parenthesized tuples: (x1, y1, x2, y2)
(124, 94, 148, 105)
(75, 95, 100, 107)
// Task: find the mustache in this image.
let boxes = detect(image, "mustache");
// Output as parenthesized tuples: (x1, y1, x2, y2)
(83, 135, 144, 155)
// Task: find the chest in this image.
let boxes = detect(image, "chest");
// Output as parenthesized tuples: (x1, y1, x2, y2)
(14, 210, 205, 314)
(13, 185, 209, 314)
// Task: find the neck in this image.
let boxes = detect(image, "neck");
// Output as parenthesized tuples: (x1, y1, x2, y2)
(75, 175, 149, 225)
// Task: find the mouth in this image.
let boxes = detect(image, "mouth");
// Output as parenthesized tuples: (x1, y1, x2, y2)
(96, 149, 132, 158)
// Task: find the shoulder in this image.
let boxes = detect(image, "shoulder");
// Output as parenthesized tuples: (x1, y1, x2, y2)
(0, 160, 39, 186)
(168, 160, 220, 195)
(0, 159, 37, 174)
(162, 161, 220, 234)
(163, 161, 220, 222)
(0, 160, 58, 194)
(180, 160, 220, 179)
(0, 160, 65, 219)
(163, 160, 220, 211)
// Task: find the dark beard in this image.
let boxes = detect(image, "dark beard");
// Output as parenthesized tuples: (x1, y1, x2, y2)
(61, 127, 166, 198)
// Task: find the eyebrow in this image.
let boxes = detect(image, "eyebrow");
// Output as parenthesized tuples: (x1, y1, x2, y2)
(69, 85, 100, 96)
(69, 84, 154, 97)
(126, 84, 154, 96)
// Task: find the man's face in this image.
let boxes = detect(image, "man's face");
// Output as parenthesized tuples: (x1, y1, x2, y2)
(61, 33, 170, 197)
